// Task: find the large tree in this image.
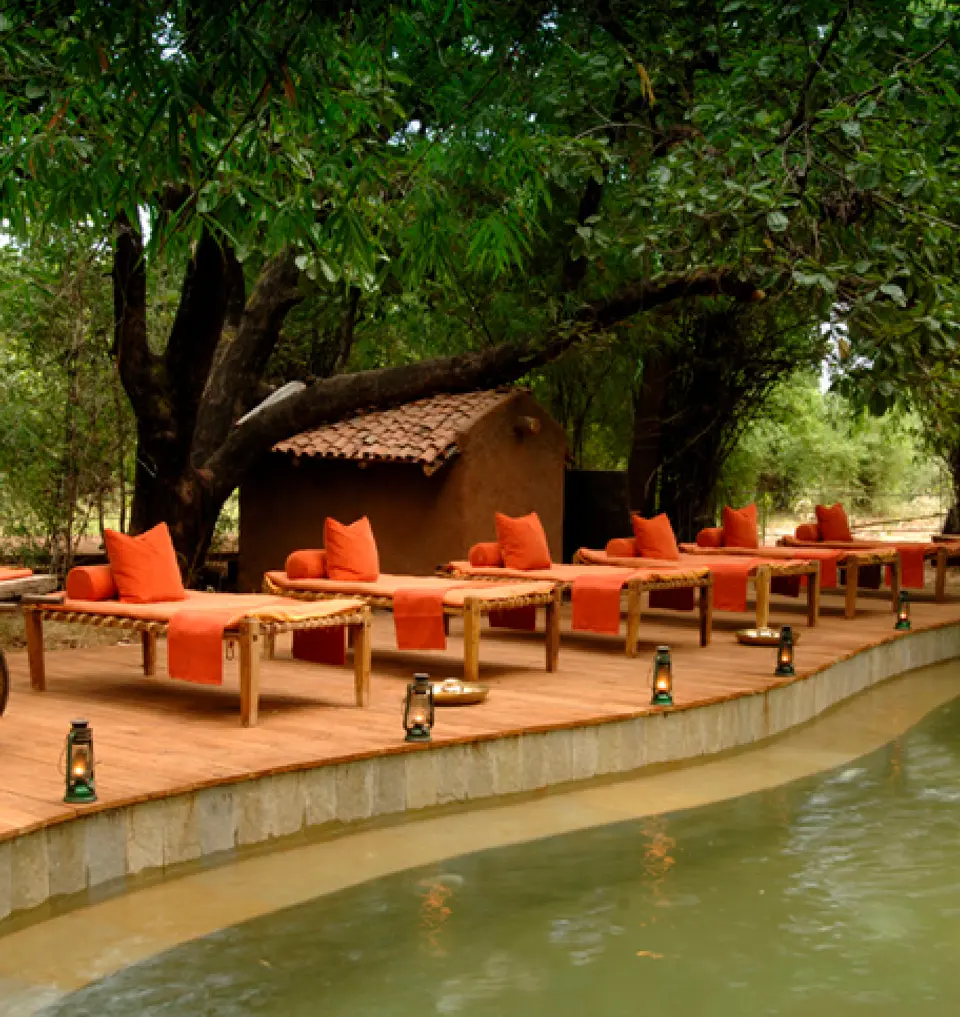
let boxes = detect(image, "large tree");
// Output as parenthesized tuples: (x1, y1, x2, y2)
(3, 0, 960, 571)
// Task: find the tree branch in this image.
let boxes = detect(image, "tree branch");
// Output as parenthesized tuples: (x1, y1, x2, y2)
(202, 267, 766, 494)
(191, 248, 303, 462)
(778, 3, 851, 143)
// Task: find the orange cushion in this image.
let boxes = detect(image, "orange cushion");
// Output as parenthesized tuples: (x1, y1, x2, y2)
(631, 513, 680, 560)
(65, 565, 118, 602)
(815, 503, 852, 542)
(324, 516, 380, 581)
(795, 522, 821, 542)
(722, 503, 758, 549)
(285, 549, 327, 580)
(606, 537, 637, 557)
(494, 512, 552, 570)
(468, 542, 504, 567)
(103, 523, 186, 603)
(696, 527, 724, 548)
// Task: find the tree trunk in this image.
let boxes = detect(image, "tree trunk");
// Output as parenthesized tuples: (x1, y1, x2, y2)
(944, 444, 960, 533)
(627, 353, 670, 514)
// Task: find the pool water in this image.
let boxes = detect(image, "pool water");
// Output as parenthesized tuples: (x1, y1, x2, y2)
(43, 698, 960, 1016)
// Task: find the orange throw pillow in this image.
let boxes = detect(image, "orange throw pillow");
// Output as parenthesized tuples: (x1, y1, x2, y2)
(631, 513, 680, 560)
(324, 516, 380, 581)
(722, 503, 758, 548)
(696, 527, 724, 548)
(65, 565, 118, 602)
(285, 549, 328, 579)
(815, 503, 852, 542)
(795, 522, 820, 542)
(468, 542, 504, 567)
(494, 512, 552, 570)
(103, 523, 186, 603)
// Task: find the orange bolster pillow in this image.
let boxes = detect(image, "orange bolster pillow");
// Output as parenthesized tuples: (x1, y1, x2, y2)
(795, 522, 821, 542)
(468, 542, 504, 567)
(65, 565, 118, 602)
(285, 549, 328, 579)
(696, 527, 725, 548)
(606, 537, 638, 557)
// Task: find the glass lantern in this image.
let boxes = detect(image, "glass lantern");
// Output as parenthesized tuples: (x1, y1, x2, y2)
(895, 590, 911, 631)
(775, 626, 795, 677)
(64, 719, 97, 804)
(403, 673, 435, 742)
(650, 646, 673, 706)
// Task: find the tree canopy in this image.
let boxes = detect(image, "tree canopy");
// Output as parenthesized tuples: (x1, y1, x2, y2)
(3, 0, 960, 564)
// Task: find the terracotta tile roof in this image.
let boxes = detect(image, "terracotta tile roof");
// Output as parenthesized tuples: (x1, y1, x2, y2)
(274, 388, 519, 472)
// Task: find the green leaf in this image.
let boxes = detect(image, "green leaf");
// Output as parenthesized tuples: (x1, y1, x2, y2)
(767, 210, 789, 232)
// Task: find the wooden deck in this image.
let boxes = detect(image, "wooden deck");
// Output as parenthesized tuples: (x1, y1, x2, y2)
(1, 585, 959, 842)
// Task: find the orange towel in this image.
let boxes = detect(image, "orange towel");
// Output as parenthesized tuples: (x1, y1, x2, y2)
(167, 608, 239, 685)
(292, 626, 346, 665)
(393, 588, 448, 650)
(571, 570, 632, 634)
(895, 546, 926, 588)
(489, 606, 538, 630)
(701, 559, 751, 612)
(0, 567, 33, 582)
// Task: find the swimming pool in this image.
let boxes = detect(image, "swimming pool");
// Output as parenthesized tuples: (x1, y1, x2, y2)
(38, 694, 960, 1016)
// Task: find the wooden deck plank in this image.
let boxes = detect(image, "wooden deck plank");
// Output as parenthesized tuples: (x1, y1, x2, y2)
(0, 586, 959, 840)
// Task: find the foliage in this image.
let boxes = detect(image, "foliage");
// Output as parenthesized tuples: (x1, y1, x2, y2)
(3, 2, 960, 559)
(718, 372, 940, 518)
(0, 241, 131, 570)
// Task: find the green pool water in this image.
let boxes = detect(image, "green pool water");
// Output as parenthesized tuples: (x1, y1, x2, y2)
(43, 698, 960, 1016)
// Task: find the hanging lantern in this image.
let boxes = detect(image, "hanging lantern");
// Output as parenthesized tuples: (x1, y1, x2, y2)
(64, 719, 96, 804)
(403, 673, 435, 742)
(775, 626, 795, 677)
(650, 646, 673, 706)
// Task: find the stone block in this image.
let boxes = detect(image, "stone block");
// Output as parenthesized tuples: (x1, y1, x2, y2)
(46, 821, 87, 898)
(520, 732, 547, 791)
(195, 786, 238, 857)
(373, 755, 407, 816)
(436, 745, 468, 805)
(0, 840, 12, 922)
(84, 811, 126, 889)
(125, 801, 166, 876)
(570, 725, 600, 782)
(491, 736, 522, 794)
(464, 741, 496, 801)
(302, 766, 337, 828)
(335, 761, 374, 823)
(405, 750, 439, 810)
(163, 797, 202, 867)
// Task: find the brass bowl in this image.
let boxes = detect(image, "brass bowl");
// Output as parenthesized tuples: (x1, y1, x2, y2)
(735, 627, 802, 647)
(431, 678, 489, 706)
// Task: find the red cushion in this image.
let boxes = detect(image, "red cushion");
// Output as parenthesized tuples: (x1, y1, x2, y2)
(494, 512, 552, 570)
(324, 516, 380, 581)
(795, 522, 821, 542)
(103, 523, 186, 603)
(696, 527, 724, 548)
(815, 503, 852, 542)
(468, 542, 504, 567)
(285, 549, 328, 580)
(722, 503, 758, 549)
(65, 565, 118, 602)
(606, 537, 638, 557)
(631, 513, 680, 560)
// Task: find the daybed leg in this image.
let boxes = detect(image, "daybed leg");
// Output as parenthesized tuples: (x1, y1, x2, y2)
(755, 567, 771, 630)
(443, 614, 451, 636)
(807, 563, 821, 627)
(889, 558, 901, 613)
(624, 585, 641, 658)
(463, 599, 481, 684)
(263, 631, 276, 660)
(24, 608, 46, 691)
(844, 561, 860, 620)
(141, 630, 157, 676)
(935, 547, 947, 602)
(239, 620, 261, 727)
(699, 582, 713, 647)
(353, 617, 372, 706)
(545, 588, 561, 671)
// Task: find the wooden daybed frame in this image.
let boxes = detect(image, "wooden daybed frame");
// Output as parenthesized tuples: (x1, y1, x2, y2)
(437, 562, 715, 653)
(21, 593, 373, 727)
(263, 572, 562, 682)
(679, 543, 902, 619)
(573, 549, 823, 629)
